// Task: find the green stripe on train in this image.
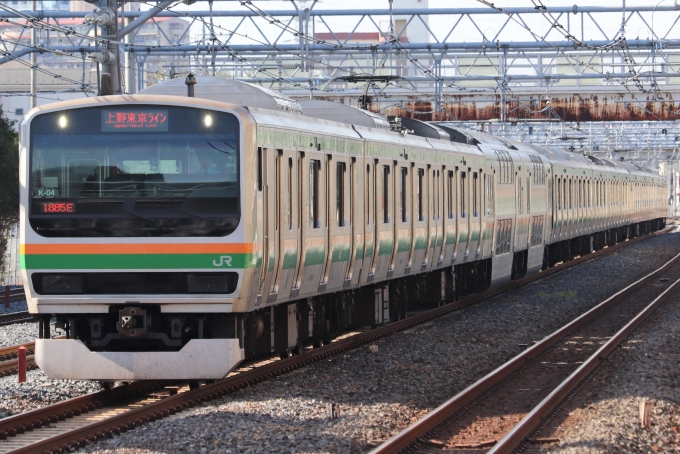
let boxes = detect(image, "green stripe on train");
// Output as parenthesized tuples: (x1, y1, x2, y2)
(22, 253, 254, 270)
(378, 238, 394, 256)
(303, 246, 325, 267)
(331, 244, 351, 263)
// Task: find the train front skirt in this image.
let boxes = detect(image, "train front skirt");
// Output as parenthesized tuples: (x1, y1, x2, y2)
(35, 338, 244, 380)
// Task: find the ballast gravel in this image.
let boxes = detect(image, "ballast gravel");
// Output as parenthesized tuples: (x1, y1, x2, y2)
(0, 297, 96, 420)
(0, 370, 101, 420)
(0, 295, 28, 315)
(543, 271, 680, 453)
(0, 321, 43, 349)
(65, 230, 680, 454)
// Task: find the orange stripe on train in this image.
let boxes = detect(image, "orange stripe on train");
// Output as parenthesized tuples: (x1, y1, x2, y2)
(22, 243, 254, 255)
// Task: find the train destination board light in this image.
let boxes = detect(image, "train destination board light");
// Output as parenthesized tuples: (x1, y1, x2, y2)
(101, 110, 169, 132)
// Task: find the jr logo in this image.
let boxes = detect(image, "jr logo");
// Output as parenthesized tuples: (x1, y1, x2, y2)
(212, 256, 233, 267)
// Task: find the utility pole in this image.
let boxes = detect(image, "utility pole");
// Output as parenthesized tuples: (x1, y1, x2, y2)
(101, 0, 121, 94)
(87, 0, 174, 94)
(30, 0, 37, 108)
(124, 2, 136, 94)
(86, 0, 120, 94)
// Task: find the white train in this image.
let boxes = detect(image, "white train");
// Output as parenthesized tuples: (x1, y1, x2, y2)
(19, 77, 667, 381)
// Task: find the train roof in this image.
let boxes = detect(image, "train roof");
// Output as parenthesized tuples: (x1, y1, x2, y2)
(139, 77, 303, 114)
(299, 100, 390, 130)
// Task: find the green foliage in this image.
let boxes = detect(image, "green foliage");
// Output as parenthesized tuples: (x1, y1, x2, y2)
(0, 108, 19, 279)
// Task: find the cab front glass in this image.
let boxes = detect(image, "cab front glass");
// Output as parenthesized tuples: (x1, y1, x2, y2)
(29, 106, 241, 237)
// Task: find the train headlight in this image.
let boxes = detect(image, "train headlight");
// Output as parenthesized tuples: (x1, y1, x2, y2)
(58, 116, 67, 128)
(204, 115, 213, 127)
(34, 274, 83, 295)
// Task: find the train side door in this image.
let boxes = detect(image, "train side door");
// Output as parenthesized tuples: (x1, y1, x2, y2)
(297, 152, 327, 295)
(392, 162, 412, 275)
(257, 148, 280, 304)
(424, 165, 436, 269)
(480, 172, 495, 258)
(469, 170, 482, 258)
(411, 164, 428, 271)
(322, 156, 352, 291)
(272, 150, 302, 300)
(431, 167, 445, 267)
(457, 168, 470, 259)
(359, 160, 377, 284)
(372, 159, 395, 280)
(345, 157, 362, 287)
(443, 169, 457, 263)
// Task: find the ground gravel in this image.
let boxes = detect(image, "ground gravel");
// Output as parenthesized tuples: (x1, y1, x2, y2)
(0, 295, 97, 420)
(543, 269, 680, 453)
(0, 293, 27, 315)
(65, 230, 680, 454)
(0, 370, 101, 420)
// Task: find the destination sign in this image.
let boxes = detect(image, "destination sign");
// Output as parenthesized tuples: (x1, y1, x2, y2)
(102, 110, 169, 132)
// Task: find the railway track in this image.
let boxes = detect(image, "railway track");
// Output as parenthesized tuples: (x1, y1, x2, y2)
(372, 246, 680, 454)
(0, 312, 35, 327)
(0, 227, 671, 454)
(0, 289, 34, 327)
(0, 343, 37, 377)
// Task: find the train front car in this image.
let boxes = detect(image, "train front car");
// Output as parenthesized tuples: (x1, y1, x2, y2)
(20, 96, 255, 380)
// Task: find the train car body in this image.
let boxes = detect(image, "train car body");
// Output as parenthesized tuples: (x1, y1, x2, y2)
(19, 80, 667, 381)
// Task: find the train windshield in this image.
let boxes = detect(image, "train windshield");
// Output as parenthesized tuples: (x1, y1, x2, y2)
(29, 106, 241, 237)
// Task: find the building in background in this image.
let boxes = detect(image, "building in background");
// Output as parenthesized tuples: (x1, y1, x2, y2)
(0, 1, 190, 130)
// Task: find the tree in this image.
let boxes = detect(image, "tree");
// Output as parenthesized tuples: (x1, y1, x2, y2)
(0, 108, 19, 281)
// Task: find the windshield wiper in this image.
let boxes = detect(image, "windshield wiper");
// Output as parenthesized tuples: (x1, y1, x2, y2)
(171, 208, 213, 222)
(117, 191, 154, 221)
(117, 207, 154, 221)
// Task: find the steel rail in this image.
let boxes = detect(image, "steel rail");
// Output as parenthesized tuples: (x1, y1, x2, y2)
(490, 276, 680, 453)
(0, 312, 35, 327)
(0, 380, 172, 441)
(0, 343, 36, 377)
(2, 228, 669, 454)
(372, 237, 680, 454)
(0, 343, 35, 361)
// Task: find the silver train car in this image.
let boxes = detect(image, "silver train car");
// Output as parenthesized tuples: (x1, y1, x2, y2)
(19, 78, 667, 381)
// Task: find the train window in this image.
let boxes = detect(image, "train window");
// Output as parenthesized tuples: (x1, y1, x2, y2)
(485, 174, 495, 217)
(310, 159, 320, 229)
(418, 168, 424, 221)
(257, 147, 263, 191)
(400, 167, 408, 223)
(350, 158, 355, 226)
(288, 158, 293, 231)
(275, 153, 280, 232)
(526, 177, 531, 214)
(336, 162, 346, 227)
(433, 170, 438, 221)
(460, 171, 467, 218)
(432, 170, 441, 221)
(382, 165, 390, 224)
(367, 164, 371, 226)
(494, 149, 515, 184)
(473, 172, 479, 217)
(447, 171, 454, 219)
(517, 178, 522, 215)
(568, 179, 572, 210)
(557, 178, 561, 210)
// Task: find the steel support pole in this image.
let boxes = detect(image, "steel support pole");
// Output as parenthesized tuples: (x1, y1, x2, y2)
(100, 0, 121, 94)
(30, 0, 36, 109)
(124, 3, 136, 94)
